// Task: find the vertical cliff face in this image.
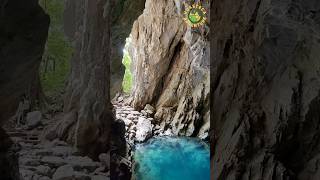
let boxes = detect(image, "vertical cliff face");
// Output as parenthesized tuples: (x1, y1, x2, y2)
(211, 0, 320, 179)
(130, 0, 210, 138)
(51, 0, 112, 157)
(0, 0, 49, 179)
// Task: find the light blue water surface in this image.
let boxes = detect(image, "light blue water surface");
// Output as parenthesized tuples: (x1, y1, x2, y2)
(134, 136, 210, 180)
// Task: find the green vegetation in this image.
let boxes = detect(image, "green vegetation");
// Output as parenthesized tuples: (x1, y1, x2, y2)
(122, 50, 133, 94)
(39, 0, 73, 96)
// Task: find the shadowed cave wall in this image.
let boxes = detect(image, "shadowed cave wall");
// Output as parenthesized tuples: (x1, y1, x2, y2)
(0, 0, 49, 179)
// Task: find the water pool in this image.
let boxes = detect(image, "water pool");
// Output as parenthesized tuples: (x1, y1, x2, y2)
(133, 136, 210, 180)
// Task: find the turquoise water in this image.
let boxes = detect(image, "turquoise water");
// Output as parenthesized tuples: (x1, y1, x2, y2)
(134, 136, 210, 180)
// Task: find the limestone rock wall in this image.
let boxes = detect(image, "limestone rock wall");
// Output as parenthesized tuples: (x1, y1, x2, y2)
(130, 0, 210, 138)
(51, 0, 113, 158)
(211, 0, 320, 179)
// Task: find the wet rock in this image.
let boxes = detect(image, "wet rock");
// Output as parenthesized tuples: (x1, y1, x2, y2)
(163, 129, 174, 136)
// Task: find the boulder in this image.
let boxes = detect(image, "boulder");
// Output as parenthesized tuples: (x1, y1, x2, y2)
(26, 111, 42, 129)
(144, 104, 155, 115)
(52, 165, 74, 180)
(35, 165, 51, 176)
(140, 110, 147, 116)
(135, 117, 153, 142)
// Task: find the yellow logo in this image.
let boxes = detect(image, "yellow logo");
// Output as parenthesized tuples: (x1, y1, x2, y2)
(183, 3, 207, 28)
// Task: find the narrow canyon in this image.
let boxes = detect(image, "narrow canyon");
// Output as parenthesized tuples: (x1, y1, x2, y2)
(0, 0, 320, 180)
